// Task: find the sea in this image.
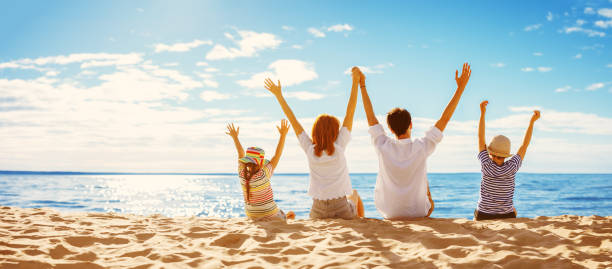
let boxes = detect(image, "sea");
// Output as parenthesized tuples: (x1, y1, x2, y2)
(0, 172, 610, 219)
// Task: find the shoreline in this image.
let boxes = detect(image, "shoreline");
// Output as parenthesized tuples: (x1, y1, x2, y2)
(1, 206, 610, 268)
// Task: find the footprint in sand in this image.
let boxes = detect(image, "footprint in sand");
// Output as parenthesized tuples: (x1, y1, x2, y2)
(67, 251, 98, 262)
(210, 233, 249, 248)
(49, 244, 76, 259)
(135, 232, 155, 241)
(120, 248, 153, 258)
(64, 236, 129, 247)
(23, 248, 45, 256)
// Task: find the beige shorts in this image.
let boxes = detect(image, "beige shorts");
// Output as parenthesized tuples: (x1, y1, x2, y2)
(309, 197, 356, 220)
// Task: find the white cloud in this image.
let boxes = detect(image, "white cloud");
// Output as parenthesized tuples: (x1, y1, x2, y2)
(546, 11, 553, 21)
(576, 19, 586, 26)
(281, 25, 294, 31)
(204, 67, 219, 73)
(508, 106, 542, 112)
(237, 59, 318, 89)
(586, 82, 605, 91)
(327, 24, 353, 32)
(537, 67, 552, 72)
(554, 86, 571, 93)
(196, 61, 208, 66)
(521, 67, 534, 72)
(563, 27, 605, 37)
(524, 24, 542, 31)
(291, 44, 303, 49)
(585, 7, 595, 14)
(200, 90, 231, 102)
(343, 63, 394, 75)
(490, 62, 506, 68)
(595, 20, 612, 28)
(533, 52, 543, 56)
(607, 64, 612, 68)
(594, 8, 612, 28)
(154, 39, 212, 53)
(307, 27, 326, 38)
(205, 30, 282, 60)
(283, 91, 325, 100)
(163, 62, 179, 67)
(136, 8, 144, 13)
(45, 71, 60, 77)
(574, 53, 582, 59)
(0, 53, 144, 70)
(599, 8, 612, 18)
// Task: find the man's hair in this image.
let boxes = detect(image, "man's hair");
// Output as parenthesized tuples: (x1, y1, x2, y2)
(386, 107, 412, 137)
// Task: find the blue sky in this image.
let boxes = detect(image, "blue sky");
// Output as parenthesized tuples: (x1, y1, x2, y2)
(0, 0, 611, 173)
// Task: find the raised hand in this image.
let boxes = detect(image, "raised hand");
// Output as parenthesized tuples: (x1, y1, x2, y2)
(531, 110, 541, 122)
(264, 78, 282, 97)
(455, 62, 471, 89)
(225, 123, 239, 138)
(351, 66, 361, 83)
(354, 67, 366, 87)
(277, 119, 290, 136)
(480, 100, 488, 114)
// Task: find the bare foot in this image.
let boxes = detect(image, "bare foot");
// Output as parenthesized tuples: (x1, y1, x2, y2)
(348, 189, 365, 218)
(356, 193, 365, 218)
(286, 211, 295, 220)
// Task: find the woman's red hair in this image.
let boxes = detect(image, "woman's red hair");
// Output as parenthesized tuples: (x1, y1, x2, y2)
(312, 114, 340, 157)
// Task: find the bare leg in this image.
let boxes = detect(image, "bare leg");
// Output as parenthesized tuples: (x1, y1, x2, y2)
(347, 189, 365, 218)
(426, 183, 434, 217)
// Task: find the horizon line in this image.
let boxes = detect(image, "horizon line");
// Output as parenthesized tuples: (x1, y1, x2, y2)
(1, 170, 610, 176)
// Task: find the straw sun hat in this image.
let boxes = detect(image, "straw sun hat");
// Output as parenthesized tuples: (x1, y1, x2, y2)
(487, 135, 513, 158)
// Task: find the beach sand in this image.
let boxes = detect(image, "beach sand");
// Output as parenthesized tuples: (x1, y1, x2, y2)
(0, 207, 610, 268)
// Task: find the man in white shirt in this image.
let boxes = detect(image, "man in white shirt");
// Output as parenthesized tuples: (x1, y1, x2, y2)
(359, 63, 471, 219)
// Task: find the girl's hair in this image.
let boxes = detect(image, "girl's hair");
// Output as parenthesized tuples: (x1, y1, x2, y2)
(242, 162, 261, 202)
(312, 114, 340, 157)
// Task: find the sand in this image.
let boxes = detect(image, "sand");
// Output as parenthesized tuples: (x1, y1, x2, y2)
(0, 207, 610, 268)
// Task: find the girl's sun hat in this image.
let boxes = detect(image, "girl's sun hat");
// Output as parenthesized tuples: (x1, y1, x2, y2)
(487, 135, 512, 158)
(239, 147, 270, 166)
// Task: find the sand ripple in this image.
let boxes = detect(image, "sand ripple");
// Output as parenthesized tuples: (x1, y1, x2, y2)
(0, 206, 611, 268)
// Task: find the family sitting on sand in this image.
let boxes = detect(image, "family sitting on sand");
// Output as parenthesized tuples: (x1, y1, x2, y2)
(226, 63, 541, 222)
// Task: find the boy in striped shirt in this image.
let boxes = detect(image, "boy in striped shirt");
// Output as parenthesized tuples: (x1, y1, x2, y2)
(475, 100, 540, 220)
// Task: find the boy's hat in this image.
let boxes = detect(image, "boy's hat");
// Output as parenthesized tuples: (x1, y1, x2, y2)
(487, 135, 512, 158)
(239, 147, 270, 166)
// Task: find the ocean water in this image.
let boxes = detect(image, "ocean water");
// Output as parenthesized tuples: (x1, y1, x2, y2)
(0, 172, 610, 219)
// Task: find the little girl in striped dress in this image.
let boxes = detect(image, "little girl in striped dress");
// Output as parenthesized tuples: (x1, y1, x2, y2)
(226, 120, 295, 221)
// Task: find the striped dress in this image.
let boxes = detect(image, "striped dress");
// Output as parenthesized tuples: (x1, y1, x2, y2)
(238, 163, 279, 220)
(477, 150, 522, 214)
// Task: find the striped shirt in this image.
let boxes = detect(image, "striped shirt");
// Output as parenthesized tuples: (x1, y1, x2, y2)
(238, 163, 279, 220)
(477, 150, 522, 214)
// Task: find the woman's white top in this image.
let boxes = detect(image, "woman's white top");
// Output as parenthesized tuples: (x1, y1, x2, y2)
(298, 127, 353, 200)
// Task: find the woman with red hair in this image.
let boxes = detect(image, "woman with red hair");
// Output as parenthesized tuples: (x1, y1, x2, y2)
(264, 67, 365, 219)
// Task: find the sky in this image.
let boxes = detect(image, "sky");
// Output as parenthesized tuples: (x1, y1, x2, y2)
(0, 0, 611, 173)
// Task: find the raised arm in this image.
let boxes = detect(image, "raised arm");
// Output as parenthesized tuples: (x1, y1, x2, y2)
(478, 100, 488, 152)
(269, 119, 290, 169)
(435, 62, 471, 132)
(358, 68, 379, 126)
(341, 67, 360, 131)
(225, 123, 245, 159)
(264, 78, 305, 137)
(516, 110, 540, 160)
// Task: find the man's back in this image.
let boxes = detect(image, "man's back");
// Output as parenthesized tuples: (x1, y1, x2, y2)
(369, 124, 443, 218)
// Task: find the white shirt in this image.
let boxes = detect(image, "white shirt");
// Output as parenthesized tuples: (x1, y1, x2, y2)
(369, 124, 443, 218)
(298, 127, 353, 200)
